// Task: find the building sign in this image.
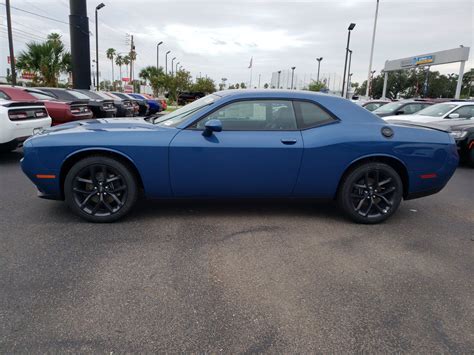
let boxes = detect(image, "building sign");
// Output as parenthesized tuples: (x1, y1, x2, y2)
(122, 77, 130, 82)
(414, 55, 434, 66)
(124, 85, 133, 93)
(21, 72, 35, 80)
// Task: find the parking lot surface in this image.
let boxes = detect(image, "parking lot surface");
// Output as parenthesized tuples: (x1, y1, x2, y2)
(1, 149, 473, 353)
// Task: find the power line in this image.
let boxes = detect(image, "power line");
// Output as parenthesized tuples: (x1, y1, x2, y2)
(0, 2, 69, 25)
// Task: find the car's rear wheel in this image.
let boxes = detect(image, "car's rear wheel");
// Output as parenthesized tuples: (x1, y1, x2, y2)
(64, 156, 138, 222)
(338, 162, 403, 224)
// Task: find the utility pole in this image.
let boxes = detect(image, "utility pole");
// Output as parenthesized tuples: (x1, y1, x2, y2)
(277, 70, 281, 89)
(291, 67, 296, 90)
(366, 0, 380, 98)
(258, 74, 261, 88)
(5, 0, 16, 85)
(130, 35, 134, 81)
(95, 3, 105, 91)
(156, 41, 163, 69)
(316, 57, 323, 83)
(342, 23, 356, 97)
(346, 49, 353, 98)
(165, 51, 171, 75)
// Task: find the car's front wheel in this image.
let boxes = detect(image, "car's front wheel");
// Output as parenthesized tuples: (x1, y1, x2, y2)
(338, 162, 403, 224)
(64, 156, 138, 222)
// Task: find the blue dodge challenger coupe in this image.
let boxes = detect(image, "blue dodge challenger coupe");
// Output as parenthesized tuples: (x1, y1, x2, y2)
(21, 90, 459, 223)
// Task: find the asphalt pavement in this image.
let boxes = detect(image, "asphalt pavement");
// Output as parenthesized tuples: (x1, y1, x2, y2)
(1, 149, 473, 352)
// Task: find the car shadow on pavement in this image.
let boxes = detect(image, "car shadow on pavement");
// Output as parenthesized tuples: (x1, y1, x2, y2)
(0, 150, 23, 165)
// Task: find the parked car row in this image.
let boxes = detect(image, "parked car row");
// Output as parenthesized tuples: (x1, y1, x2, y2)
(0, 85, 167, 152)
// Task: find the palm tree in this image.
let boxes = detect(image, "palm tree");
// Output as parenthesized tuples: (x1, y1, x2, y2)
(123, 55, 130, 78)
(16, 32, 70, 87)
(106, 48, 116, 83)
(115, 54, 123, 83)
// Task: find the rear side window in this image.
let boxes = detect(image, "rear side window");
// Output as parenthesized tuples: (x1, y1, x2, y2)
(294, 101, 336, 129)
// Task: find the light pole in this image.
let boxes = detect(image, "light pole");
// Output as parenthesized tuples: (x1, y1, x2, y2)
(290, 66, 296, 90)
(346, 49, 353, 98)
(156, 41, 163, 69)
(171, 57, 176, 76)
(366, 0, 380, 98)
(341, 23, 356, 97)
(277, 70, 281, 89)
(316, 57, 323, 83)
(5, 0, 16, 85)
(165, 50, 171, 74)
(370, 70, 376, 98)
(348, 73, 353, 97)
(95, 2, 105, 91)
(176, 61, 180, 75)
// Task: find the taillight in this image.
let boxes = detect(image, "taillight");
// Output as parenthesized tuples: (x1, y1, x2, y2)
(9, 111, 28, 120)
(34, 109, 48, 118)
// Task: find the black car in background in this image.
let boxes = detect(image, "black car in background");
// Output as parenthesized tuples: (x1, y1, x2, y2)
(429, 119, 474, 167)
(37, 88, 117, 118)
(372, 99, 434, 118)
(112, 92, 149, 116)
(75, 90, 134, 117)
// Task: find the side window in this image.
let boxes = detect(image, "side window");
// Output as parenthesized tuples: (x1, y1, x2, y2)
(403, 104, 422, 114)
(294, 101, 335, 129)
(193, 100, 297, 131)
(452, 105, 474, 119)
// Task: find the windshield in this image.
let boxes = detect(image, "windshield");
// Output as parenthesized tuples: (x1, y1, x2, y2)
(67, 90, 91, 100)
(28, 90, 56, 100)
(77, 90, 103, 100)
(372, 102, 404, 114)
(416, 103, 458, 117)
(157, 94, 219, 127)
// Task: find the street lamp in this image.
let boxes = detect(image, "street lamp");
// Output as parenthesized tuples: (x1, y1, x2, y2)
(290, 66, 296, 90)
(366, 0, 380, 98)
(165, 50, 171, 74)
(316, 57, 323, 83)
(176, 61, 180, 74)
(370, 70, 376, 98)
(341, 22, 356, 97)
(156, 41, 163, 69)
(171, 57, 176, 76)
(346, 49, 353, 98)
(95, 2, 105, 91)
(277, 70, 281, 89)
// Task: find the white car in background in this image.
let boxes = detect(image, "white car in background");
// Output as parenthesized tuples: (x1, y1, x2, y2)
(0, 100, 51, 152)
(383, 101, 474, 123)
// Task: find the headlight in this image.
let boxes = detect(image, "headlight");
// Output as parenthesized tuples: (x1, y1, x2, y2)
(450, 131, 468, 139)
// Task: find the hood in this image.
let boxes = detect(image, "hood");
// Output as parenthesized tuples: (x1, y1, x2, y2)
(37, 117, 164, 136)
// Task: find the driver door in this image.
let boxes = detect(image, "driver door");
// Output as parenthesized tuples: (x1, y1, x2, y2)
(169, 99, 303, 197)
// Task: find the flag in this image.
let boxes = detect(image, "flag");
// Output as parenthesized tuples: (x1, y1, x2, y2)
(248, 57, 253, 69)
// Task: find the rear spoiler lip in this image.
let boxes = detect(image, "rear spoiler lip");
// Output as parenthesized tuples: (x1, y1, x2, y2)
(2, 101, 45, 108)
(387, 120, 451, 133)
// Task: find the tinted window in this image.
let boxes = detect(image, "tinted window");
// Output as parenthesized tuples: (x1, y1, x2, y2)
(194, 100, 297, 131)
(417, 103, 458, 117)
(452, 105, 474, 119)
(364, 102, 384, 111)
(373, 102, 404, 114)
(295, 101, 335, 128)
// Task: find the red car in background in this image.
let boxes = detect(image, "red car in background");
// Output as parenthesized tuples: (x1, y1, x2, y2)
(141, 93, 167, 111)
(0, 86, 92, 125)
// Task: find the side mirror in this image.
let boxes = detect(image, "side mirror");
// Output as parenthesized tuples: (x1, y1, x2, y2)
(395, 110, 405, 115)
(202, 119, 222, 137)
(447, 113, 460, 119)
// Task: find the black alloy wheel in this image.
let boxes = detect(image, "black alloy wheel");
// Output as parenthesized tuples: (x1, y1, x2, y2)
(338, 163, 403, 224)
(65, 156, 138, 222)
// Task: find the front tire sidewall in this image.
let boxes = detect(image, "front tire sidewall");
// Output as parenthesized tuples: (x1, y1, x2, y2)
(64, 156, 138, 223)
(338, 163, 403, 224)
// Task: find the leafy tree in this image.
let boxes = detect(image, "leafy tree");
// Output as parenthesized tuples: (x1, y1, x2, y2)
(228, 84, 236, 89)
(99, 80, 112, 91)
(123, 55, 130, 77)
(191, 77, 216, 94)
(138, 65, 166, 95)
(240, 82, 246, 89)
(16, 32, 71, 87)
(263, 83, 269, 89)
(106, 48, 116, 85)
(307, 80, 326, 92)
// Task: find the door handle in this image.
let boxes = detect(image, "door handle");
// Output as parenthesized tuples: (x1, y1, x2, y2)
(281, 138, 297, 145)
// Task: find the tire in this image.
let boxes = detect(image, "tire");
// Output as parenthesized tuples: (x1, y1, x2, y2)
(468, 145, 474, 168)
(64, 155, 138, 222)
(337, 162, 403, 224)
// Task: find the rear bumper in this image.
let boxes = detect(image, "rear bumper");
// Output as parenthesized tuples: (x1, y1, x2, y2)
(0, 116, 51, 144)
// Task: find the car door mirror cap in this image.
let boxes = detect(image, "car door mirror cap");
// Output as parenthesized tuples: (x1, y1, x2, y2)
(447, 113, 460, 119)
(202, 119, 222, 137)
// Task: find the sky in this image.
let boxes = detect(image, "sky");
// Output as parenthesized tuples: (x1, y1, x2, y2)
(0, 0, 473, 89)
